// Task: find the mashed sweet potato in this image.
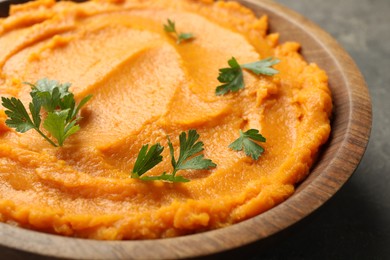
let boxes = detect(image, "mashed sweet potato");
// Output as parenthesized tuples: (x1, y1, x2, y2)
(0, 0, 332, 239)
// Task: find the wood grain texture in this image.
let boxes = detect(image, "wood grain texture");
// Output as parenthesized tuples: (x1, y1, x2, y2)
(0, 0, 372, 259)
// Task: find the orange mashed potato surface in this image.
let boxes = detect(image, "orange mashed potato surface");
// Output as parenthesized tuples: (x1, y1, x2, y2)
(0, 0, 332, 239)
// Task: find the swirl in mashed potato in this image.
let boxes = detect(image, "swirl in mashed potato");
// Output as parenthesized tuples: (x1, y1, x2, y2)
(0, 0, 332, 239)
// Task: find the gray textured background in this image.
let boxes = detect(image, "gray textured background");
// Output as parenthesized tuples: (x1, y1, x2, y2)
(258, 0, 390, 259)
(0, 0, 389, 259)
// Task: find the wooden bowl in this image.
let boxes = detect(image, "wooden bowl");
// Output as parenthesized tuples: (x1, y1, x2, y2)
(0, 0, 372, 258)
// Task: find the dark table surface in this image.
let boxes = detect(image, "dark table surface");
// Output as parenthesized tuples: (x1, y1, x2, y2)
(259, 0, 390, 259)
(0, 0, 389, 259)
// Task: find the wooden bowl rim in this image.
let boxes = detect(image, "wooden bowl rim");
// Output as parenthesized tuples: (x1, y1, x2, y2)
(0, 0, 372, 258)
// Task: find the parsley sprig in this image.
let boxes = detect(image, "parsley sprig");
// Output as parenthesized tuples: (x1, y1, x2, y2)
(131, 143, 164, 179)
(229, 129, 266, 160)
(216, 57, 280, 96)
(131, 130, 216, 183)
(164, 19, 194, 44)
(1, 78, 92, 147)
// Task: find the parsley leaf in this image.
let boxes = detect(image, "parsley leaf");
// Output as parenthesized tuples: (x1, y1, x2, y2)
(2, 97, 36, 133)
(241, 57, 280, 76)
(164, 19, 194, 44)
(131, 143, 164, 178)
(216, 57, 280, 96)
(177, 33, 194, 44)
(163, 19, 176, 33)
(30, 97, 42, 129)
(28, 78, 71, 112)
(169, 130, 216, 172)
(229, 129, 266, 160)
(1, 78, 92, 147)
(43, 109, 80, 147)
(131, 130, 216, 183)
(216, 57, 244, 96)
(1, 96, 57, 146)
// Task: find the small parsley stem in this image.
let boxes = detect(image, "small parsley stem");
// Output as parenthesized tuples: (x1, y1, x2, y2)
(172, 168, 178, 177)
(35, 127, 58, 147)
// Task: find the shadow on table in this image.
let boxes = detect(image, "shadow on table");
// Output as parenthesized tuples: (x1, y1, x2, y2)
(214, 166, 389, 259)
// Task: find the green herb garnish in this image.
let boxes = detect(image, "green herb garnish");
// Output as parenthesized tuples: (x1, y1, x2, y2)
(164, 19, 194, 44)
(216, 57, 280, 96)
(1, 78, 92, 147)
(131, 130, 216, 183)
(229, 129, 266, 160)
(131, 143, 164, 179)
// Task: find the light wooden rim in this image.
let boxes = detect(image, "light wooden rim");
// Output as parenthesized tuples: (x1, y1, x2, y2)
(0, 0, 372, 258)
